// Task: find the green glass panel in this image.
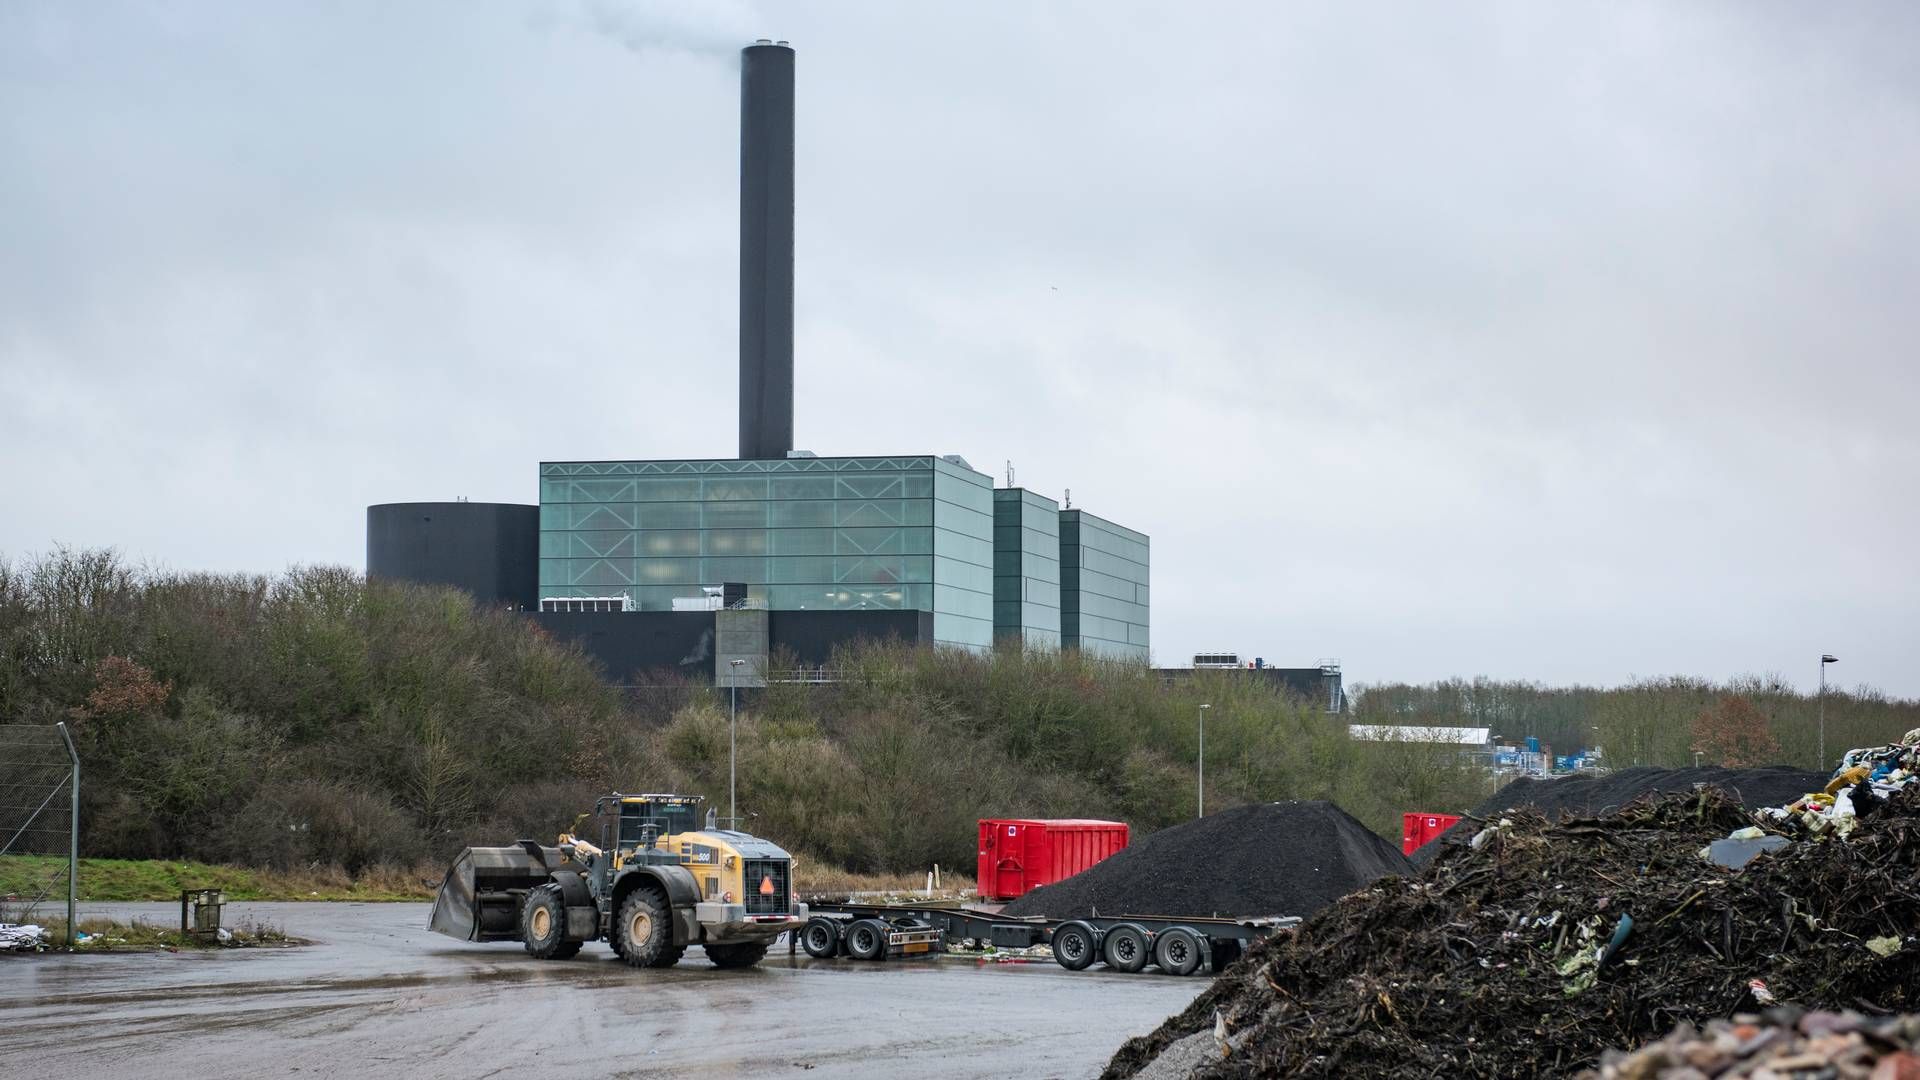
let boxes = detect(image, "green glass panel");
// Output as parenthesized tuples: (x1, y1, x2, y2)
(633, 478, 703, 501)
(770, 528, 834, 555)
(704, 477, 770, 501)
(770, 476, 836, 500)
(703, 502, 769, 528)
(773, 501, 835, 527)
(641, 530, 702, 556)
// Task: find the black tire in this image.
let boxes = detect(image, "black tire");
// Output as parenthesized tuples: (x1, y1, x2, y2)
(1052, 922, 1097, 971)
(1153, 927, 1204, 976)
(844, 919, 888, 961)
(1102, 924, 1150, 973)
(706, 941, 770, 969)
(521, 884, 580, 960)
(615, 888, 681, 969)
(801, 918, 840, 959)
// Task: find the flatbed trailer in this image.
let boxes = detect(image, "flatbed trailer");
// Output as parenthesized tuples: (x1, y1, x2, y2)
(800, 902, 1299, 976)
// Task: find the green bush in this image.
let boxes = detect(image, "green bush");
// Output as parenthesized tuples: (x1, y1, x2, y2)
(3, 546, 1913, 879)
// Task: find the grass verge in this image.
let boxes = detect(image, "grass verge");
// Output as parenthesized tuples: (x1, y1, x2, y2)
(0, 854, 434, 902)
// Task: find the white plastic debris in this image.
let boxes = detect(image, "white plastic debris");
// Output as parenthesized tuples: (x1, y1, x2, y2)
(0, 923, 48, 951)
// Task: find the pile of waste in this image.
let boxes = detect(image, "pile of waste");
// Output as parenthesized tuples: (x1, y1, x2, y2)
(1004, 801, 1411, 920)
(1103, 787, 1920, 1079)
(1759, 731, 1920, 839)
(1411, 765, 1828, 866)
(1579, 1009, 1920, 1079)
(0, 923, 48, 951)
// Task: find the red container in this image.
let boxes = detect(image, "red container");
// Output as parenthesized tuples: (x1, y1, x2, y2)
(976, 819, 1129, 901)
(1402, 812, 1462, 856)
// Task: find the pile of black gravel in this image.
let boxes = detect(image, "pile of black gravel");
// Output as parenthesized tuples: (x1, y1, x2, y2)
(1409, 764, 1828, 866)
(1001, 800, 1412, 920)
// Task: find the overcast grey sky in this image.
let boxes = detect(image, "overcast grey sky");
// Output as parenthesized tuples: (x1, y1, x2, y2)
(3, 2, 1915, 695)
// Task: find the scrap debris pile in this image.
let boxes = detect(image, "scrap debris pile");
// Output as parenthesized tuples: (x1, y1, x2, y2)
(1411, 765, 1828, 866)
(1579, 1010, 1920, 1079)
(1759, 731, 1920, 838)
(1003, 801, 1411, 921)
(1104, 786, 1920, 1080)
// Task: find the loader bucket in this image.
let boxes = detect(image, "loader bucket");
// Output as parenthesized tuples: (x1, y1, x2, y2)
(429, 845, 560, 942)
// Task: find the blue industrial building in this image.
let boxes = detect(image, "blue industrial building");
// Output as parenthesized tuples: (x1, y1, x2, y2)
(364, 41, 1148, 683)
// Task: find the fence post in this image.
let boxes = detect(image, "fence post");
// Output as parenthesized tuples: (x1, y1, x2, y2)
(56, 722, 78, 948)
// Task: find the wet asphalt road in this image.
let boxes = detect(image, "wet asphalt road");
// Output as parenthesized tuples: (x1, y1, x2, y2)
(0, 902, 1202, 1079)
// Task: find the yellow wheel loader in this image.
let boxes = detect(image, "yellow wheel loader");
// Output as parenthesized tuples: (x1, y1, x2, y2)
(429, 793, 805, 969)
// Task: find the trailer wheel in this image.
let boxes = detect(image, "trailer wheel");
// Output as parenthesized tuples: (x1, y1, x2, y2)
(521, 884, 581, 960)
(615, 888, 681, 969)
(845, 919, 888, 961)
(1102, 924, 1150, 973)
(1051, 922, 1097, 971)
(1209, 939, 1242, 973)
(705, 941, 769, 969)
(1153, 927, 1204, 976)
(801, 918, 840, 958)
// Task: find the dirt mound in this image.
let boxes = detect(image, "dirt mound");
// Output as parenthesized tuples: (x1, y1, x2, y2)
(1410, 765, 1827, 866)
(1103, 786, 1920, 1080)
(1002, 800, 1410, 920)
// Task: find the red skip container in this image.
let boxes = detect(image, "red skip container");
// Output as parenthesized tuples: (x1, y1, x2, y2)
(977, 818, 1129, 901)
(1402, 812, 1462, 856)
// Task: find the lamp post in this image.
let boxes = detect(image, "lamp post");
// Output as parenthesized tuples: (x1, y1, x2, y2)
(1197, 704, 1210, 819)
(1818, 654, 1838, 769)
(728, 658, 746, 828)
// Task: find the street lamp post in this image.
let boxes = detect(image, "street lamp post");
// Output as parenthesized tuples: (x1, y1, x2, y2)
(728, 658, 747, 828)
(1819, 654, 1838, 769)
(1197, 704, 1210, 819)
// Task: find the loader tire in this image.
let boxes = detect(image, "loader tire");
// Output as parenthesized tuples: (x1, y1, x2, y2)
(705, 941, 769, 969)
(616, 888, 680, 969)
(521, 884, 580, 960)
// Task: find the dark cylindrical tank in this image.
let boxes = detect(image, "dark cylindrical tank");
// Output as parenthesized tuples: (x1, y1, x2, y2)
(739, 39, 795, 461)
(366, 502, 538, 610)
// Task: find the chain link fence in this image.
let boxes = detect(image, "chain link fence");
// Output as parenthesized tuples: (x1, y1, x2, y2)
(0, 722, 79, 944)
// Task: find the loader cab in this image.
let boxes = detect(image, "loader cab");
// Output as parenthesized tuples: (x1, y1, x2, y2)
(598, 794, 703, 858)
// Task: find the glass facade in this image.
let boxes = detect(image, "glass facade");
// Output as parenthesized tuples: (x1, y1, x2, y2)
(1059, 509, 1150, 661)
(992, 488, 1061, 650)
(538, 455, 995, 651)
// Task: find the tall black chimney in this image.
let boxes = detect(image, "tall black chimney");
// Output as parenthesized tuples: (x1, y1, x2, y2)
(739, 39, 794, 460)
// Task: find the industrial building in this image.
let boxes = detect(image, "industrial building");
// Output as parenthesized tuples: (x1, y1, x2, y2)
(1155, 654, 1346, 713)
(365, 41, 1148, 686)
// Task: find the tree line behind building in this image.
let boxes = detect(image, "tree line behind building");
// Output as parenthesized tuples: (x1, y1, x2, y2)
(0, 548, 1909, 880)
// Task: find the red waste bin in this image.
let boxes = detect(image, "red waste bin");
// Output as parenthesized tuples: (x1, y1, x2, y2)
(1402, 812, 1462, 856)
(976, 819, 1129, 901)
